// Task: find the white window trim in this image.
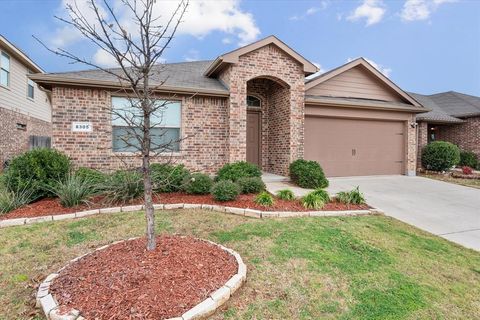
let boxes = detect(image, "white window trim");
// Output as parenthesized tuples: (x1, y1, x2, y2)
(111, 97, 183, 154)
(0, 51, 11, 89)
(27, 73, 35, 100)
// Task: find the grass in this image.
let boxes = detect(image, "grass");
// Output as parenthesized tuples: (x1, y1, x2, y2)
(1, 210, 479, 319)
(421, 173, 480, 189)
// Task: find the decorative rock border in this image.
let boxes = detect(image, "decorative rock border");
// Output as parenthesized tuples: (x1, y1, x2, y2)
(0, 204, 384, 228)
(37, 237, 247, 320)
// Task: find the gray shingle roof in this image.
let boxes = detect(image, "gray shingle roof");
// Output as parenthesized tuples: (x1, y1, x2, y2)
(411, 91, 480, 123)
(48, 60, 228, 93)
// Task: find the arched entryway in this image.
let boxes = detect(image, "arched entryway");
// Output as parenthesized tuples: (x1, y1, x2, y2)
(246, 76, 291, 175)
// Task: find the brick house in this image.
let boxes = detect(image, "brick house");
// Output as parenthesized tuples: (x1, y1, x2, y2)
(30, 36, 427, 177)
(0, 35, 52, 168)
(411, 91, 480, 166)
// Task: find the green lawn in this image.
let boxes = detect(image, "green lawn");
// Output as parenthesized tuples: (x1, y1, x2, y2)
(1, 210, 479, 320)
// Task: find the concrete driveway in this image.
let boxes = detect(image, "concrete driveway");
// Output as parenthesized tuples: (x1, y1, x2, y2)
(326, 175, 480, 251)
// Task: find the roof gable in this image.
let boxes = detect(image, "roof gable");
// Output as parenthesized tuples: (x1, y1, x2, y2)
(306, 58, 421, 107)
(204, 35, 318, 76)
(0, 35, 44, 73)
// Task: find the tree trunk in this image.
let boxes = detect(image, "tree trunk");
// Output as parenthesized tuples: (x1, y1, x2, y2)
(143, 154, 156, 251)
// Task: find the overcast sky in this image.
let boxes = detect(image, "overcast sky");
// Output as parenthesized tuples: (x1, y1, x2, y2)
(1, 0, 479, 95)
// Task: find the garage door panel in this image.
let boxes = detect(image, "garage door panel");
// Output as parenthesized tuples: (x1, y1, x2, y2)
(305, 117, 405, 177)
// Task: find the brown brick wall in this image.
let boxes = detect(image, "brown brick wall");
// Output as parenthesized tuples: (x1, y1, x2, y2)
(0, 107, 51, 168)
(417, 121, 428, 168)
(51, 86, 229, 173)
(438, 117, 480, 157)
(219, 44, 305, 175)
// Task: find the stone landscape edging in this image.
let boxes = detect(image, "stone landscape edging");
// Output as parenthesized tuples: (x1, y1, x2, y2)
(37, 237, 247, 320)
(0, 204, 384, 228)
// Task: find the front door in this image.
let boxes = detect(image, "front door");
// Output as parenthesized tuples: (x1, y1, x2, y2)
(246, 110, 261, 167)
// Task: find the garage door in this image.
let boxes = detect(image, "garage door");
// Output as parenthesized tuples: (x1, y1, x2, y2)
(304, 117, 405, 177)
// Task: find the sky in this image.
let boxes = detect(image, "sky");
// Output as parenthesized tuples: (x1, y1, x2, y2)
(0, 0, 479, 96)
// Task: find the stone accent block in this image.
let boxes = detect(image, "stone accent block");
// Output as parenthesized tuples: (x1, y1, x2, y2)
(0, 218, 26, 227)
(183, 203, 202, 209)
(153, 204, 164, 210)
(26, 216, 53, 224)
(210, 286, 231, 308)
(210, 205, 226, 212)
(75, 209, 99, 218)
(261, 211, 279, 218)
(164, 203, 184, 210)
(53, 213, 76, 221)
(49, 308, 80, 320)
(40, 294, 58, 316)
(182, 297, 216, 320)
(121, 205, 144, 212)
(225, 207, 245, 216)
(244, 209, 262, 218)
(99, 207, 120, 214)
(224, 274, 244, 295)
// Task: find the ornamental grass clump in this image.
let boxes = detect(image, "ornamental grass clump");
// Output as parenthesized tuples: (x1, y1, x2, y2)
(182, 173, 213, 195)
(211, 180, 240, 202)
(311, 188, 330, 203)
(336, 186, 366, 205)
(0, 186, 36, 214)
(254, 191, 274, 206)
(236, 176, 265, 194)
(99, 170, 144, 204)
(301, 192, 325, 210)
(276, 189, 295, 201)
(51, 174, 96, 207)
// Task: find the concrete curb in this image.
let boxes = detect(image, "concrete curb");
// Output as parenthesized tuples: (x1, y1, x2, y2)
(37, 238, 246, 320)
(1, 204, 383, 228)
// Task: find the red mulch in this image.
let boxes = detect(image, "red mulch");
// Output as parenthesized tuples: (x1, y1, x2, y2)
(1, 193, 370, 220)
(50, 235, 238, 320)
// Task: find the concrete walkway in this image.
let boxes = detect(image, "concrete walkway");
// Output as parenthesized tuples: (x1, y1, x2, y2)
(326, 175, 480, 251)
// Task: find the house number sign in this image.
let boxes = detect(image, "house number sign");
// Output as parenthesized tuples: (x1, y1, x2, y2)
(71, 122, 93, 132)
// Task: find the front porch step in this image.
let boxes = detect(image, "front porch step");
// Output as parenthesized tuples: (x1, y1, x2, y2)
(261, 172, 290, 183)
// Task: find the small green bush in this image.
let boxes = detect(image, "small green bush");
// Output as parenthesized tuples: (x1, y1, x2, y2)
(211, 180, 240, 202)
(236, 177, 265, 194)
(50, 175, 95, 207)
(74, 167, 106, 185)
(183, 173, 213, 195)
(301, 192, 325, 210)
(216, 161, 261, 182)
(336, 186, 366, 205)
(99, 170, 144, 203)
(421, 141, 460, 172)
(276, 189, 295, 201)
(0, 186, 35, 214)
(289, 159, 329, 189)
(151, 163, 190, 192)
(311, 189, 330, 203)
(459, 151, 478, 169)
(4, 148, 71, 199)
(254, 191, 274, 206)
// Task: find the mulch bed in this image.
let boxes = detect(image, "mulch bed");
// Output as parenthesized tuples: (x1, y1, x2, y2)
(1, 193, 370, 220)
(50, 235, 238, 320)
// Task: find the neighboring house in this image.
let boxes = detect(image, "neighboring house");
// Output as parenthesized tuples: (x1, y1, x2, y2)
(411, 91, 480, 163)
(30, 35, 427, 177)
(0, 35, 51, 168)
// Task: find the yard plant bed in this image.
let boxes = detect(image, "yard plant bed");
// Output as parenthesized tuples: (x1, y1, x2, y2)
(50, 235, 238, 319)
(2, 210, 479, 319)
(420, 172, 480, 189)
(0, 192, 370, 220)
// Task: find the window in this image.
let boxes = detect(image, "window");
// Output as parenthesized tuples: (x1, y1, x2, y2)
(27, 77, 35, 99)
(0, 52, 10, 87)
(427, 124, 438, 143)
(111, 97, 181, 153)
(247, 95, 261, 108)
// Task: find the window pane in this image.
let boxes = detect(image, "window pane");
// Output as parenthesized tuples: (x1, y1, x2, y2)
(112, 97, 181, 127)
(0, 70, 8, 86)
(1, 53, 9, 72)
(151, 101, 181, 127)
(247, 95, 261, 107)
(112, 127, 180, 152)
(28, 84, 34, 98)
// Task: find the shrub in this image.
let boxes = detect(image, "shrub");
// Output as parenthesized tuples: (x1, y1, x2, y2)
(276, 189, 295, 201)
(183, 173, 213, 195)
(459, 151, 478, 169)
(462, 166, 473, 175)
(3, 148, 71, 199)
(211, 180, 240, 202)
(151, 163, 190, 192)
(289, 159, 329, 189)
(254, 191, 274, 206)
(301, 192, 325, 210)
(236, 177, 265, 194)
(421, 141, 460, 172)
(74, 167, 106, 185)
(50, 175, 96, 207)
(99, 170, 144, 203)
(0, 186, 35, 214)
(336, 186, 366, 205)
(216, 161, 261, 182)
(311, 189, 330, 203)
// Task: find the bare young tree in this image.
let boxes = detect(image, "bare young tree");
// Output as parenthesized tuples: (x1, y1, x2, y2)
(36, 0, 189, 250)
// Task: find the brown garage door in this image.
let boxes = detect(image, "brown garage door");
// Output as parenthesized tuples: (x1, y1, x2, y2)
(304, 117, 405, 177)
